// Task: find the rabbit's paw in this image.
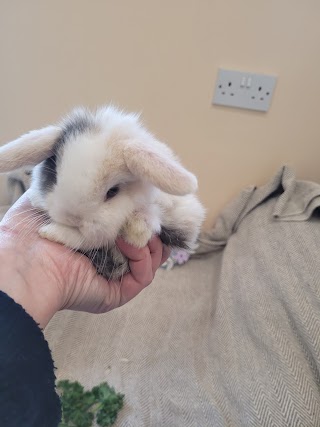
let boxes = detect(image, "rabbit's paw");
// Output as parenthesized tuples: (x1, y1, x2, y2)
(39, 222, 82, 247)
(122, 215, 153, 248)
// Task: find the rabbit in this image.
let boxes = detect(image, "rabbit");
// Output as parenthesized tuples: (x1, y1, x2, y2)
(0, 106, 205, 280)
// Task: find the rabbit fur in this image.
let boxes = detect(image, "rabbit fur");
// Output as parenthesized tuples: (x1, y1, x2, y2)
(0, 106, 205, 279)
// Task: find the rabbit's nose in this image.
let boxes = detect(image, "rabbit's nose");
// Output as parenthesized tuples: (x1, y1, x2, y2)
(65, 213, 82, 227)
(50, 206, 83, 227)
(53, 211, 82, 227)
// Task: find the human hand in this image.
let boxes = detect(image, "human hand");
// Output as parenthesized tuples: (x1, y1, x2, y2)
(0, 192, 170, 328)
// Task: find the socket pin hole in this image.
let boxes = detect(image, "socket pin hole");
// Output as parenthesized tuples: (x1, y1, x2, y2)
(252, 96, 255, 99)
(266, 92, 270, 96)
(260, 97, 264, 101)
(230, 93, 234, 96)
(222, 91, 225, 95)
(258, 86, 262, 91)
(218, 84, 222, 89)
(228, 82, 232, 87)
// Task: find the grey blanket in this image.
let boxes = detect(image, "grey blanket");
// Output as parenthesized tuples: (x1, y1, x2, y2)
(193, 166, 320, 426)
(43, 166, 320, 426)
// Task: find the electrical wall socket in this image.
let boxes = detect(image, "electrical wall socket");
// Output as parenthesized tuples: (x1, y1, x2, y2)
(212, 68, 277, 112)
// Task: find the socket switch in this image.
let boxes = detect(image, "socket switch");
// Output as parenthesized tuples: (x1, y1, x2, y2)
(212, 69, 277, 112)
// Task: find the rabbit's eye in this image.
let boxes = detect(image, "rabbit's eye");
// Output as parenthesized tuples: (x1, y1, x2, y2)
(105, 186, 119, 201)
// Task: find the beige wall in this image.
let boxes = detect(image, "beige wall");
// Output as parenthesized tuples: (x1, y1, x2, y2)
(1, 1, 320, 227)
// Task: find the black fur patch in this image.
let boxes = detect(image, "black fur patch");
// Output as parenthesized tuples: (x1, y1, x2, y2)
(159, 226, 189, 249)
(81, 247, 129, 280)
(39, 111, 95, 194)
(39, 155, 58, 193)
(61, 111, 95, 142)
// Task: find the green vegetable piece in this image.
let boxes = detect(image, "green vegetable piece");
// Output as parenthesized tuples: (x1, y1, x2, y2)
(57, 379, 124, 427)
(92, 383, 124, 427)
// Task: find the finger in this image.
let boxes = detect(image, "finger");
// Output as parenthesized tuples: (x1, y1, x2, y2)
(148, 236, 171, 271)
(148, 236, 166, 273)
(116, 238, 148, 262)
(128, 254, 153, 285)
(161, 244, 171, 265)
(119, 242, 169, 306)
(116, 238, 153, 282)
(116, 238, 153, 284)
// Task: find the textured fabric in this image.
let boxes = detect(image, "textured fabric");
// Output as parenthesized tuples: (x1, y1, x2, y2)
(194, 165, 320, 256)
(45, 166, 320, 427)
(0, 167, 31, 220)
(0, 291, 61, 426)
(6, 167, 32, 204)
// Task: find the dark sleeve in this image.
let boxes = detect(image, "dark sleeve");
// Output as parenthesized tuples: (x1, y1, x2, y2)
(0, 291, 61, 427)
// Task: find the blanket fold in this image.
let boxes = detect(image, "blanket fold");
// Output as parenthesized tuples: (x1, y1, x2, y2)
(195, 166, 320, 256)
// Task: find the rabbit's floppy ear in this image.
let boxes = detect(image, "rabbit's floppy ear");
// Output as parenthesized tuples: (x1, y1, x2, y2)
(123, 141, 198, 195)
(0, 126, 61, 172)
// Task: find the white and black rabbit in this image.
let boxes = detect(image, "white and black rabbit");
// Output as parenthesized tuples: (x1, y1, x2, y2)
(0, 106, 205, 279)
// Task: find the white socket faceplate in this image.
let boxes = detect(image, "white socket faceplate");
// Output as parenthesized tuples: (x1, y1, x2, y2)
(213, 68, 277, 112)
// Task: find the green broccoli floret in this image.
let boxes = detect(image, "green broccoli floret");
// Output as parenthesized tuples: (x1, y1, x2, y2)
(57, 380, 124, 427)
